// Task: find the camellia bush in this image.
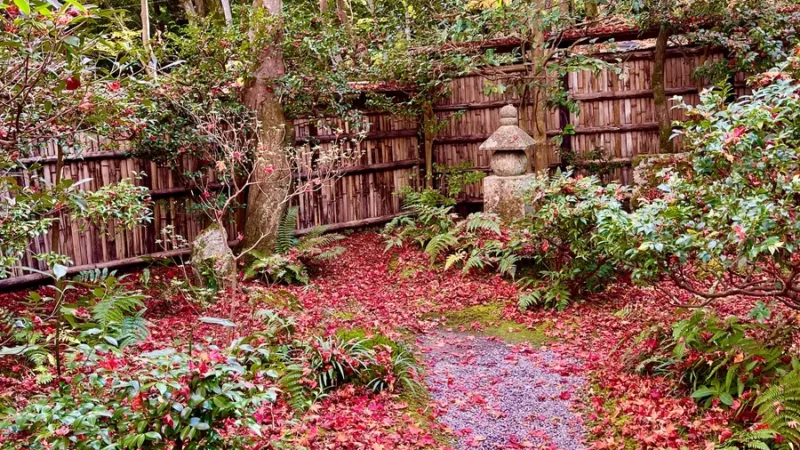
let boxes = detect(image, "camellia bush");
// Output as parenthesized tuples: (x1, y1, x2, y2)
(600, 49, 800, 310)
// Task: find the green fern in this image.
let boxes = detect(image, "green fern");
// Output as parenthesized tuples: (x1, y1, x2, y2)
(424, 232, 458, 263)
(498, 254, 519, 278)
(276, 206, 300, 254)
(755, 369, 800, 445)
(462, 254, 485, 273)
(716, 428, 776, 449)
(444, 252, 466, 271)
(281, 363, 314, 411)
(92, 291, 145, 329)
(464, 213, 501, 234)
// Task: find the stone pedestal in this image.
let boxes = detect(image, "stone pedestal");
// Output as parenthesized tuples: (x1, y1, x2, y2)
(483, 174, 536, 222)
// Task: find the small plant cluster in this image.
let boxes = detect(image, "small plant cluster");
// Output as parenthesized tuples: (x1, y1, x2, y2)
(385, 171, 624, 310)
(1, 270, 148, 385)
(629, 310, 800, 449)
(1, 342, 278, 450)
(245, 207, 345, 285)
(0, 303, 420, 450)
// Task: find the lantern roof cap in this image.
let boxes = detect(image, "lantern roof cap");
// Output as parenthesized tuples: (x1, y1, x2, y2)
(479, 105, 536, 152)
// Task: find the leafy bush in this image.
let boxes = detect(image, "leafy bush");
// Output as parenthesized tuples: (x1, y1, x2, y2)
(335, 328, 421, 393)
(1, 272, 148, 384)
(0, 344, 278, 450)
(600, 51, 800, 309)
(631, 310, 796, 415)
(516, 171, 626, 310)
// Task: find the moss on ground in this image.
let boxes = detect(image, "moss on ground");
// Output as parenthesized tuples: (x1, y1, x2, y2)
(398, 382, 454, 448)
(439, 302, 552, 346)
(584, 382, 638, 450)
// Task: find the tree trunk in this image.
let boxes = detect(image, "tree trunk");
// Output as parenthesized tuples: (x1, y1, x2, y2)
(653, 24, 674, 154)
(422, 103, 435, 189)
(183, 0, 197, 17)
(50, 147, 65, 390)
(319, 0, 328, 12)
(529, 0, 550, 174)
(141, 0, 156, 76)
(335, 0, 352, 37)
(242, 0, 291, 254)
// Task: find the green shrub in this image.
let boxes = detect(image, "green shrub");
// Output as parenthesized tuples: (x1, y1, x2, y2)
(384, 170, 625, 310)
(516, 171, 625, 310)
(335, 328, 421, 393)
(1, 272, 148, 385)
(599, 52, 800, 309)
(0, 344, 279, 450)
(631, 310, 796, 414)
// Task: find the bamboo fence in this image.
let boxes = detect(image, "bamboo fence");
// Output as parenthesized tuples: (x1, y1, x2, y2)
(2, 41, 749, 285)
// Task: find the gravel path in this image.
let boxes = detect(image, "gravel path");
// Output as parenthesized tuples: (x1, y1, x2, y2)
(421, 332, 588, 450)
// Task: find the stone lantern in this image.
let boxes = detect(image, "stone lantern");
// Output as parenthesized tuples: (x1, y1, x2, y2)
(479, 105, 537, 221)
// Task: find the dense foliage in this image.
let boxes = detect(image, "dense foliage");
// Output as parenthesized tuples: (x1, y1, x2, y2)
(385, 171, 624, 310)
(600, 52, 800, 310)
(1, 304, 419, 449)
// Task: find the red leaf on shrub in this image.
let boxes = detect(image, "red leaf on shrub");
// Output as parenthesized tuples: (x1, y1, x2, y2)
(65, 76, 81, 91)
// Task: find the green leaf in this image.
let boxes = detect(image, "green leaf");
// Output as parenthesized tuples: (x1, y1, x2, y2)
(144, 432, 161, 441)
(64, 0, 87, 12)
(13, 0, 30, 15)
(63, 36, 81, 47)
(691, 387, 715, 399)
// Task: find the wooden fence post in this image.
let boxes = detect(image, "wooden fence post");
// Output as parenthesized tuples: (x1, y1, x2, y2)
(559, 72, 572, 170)
(422, 103, 435, 189)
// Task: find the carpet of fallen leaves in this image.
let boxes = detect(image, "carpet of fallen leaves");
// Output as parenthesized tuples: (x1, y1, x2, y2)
(2, 231, 797, 449)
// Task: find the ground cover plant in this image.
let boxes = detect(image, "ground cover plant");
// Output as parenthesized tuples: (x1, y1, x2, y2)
(2, 233, 798, 449)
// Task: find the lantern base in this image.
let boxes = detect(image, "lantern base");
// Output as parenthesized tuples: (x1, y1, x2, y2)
(483, 174, 535, 222)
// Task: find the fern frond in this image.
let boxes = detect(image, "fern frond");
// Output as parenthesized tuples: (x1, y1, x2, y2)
(424, 232, 458, 263)
(276, 207, 300, 254)
(498, 254, 519, 278)
(316, 246, 345, 260)
(281, 363, 311, 411)
(93, 293, 146, 329)
(518, 292, 541, 310)
(462, 254, 485, 273)
(464, 213, 501, 234)
(444, 252, 466, 271)
(755, 369, 800, 445)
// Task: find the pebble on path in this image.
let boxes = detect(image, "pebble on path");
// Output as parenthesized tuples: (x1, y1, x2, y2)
(421, 331, 587, 450)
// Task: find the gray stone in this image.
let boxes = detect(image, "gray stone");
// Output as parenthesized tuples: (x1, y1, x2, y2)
(479, 105, 536, 153)
(490, 150, 528, 177)
(483, 174, 536, 222)
(191, 224, 235, 286)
